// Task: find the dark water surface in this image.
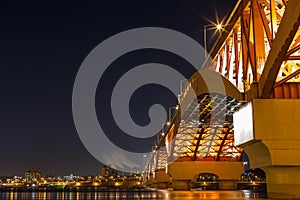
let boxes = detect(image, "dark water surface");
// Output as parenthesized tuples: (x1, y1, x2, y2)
(0, 189, 271, 200)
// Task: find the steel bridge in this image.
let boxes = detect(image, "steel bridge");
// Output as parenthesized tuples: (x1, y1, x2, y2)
(144, 0, 300, 197)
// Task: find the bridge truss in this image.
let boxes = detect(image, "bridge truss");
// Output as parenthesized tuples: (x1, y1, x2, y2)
(144, 0, 300, 178)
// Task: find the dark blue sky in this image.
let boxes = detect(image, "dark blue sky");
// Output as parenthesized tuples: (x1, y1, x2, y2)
(0, 1, 237, 176)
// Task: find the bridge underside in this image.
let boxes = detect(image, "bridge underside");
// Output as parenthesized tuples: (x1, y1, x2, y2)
(144, 0, 300, 196)
(169, 93, 243, 163)
(143, 69, 247, 189)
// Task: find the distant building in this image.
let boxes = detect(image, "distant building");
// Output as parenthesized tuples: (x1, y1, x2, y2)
(101, 165, 118, 178)
(24, 169, 42, 181)
(63, 173, 78, 181)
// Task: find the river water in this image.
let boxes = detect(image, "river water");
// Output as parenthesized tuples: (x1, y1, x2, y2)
(0, 189, 271, 200)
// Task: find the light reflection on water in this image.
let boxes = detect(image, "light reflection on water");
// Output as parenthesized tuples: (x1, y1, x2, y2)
(1, 189, 269, 200)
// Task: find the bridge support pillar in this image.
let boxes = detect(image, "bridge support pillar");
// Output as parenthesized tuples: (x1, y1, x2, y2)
(155, 169, 171, 189)
(262, 166, 300, 198)
(144, 173, 157, 188)
(168, 161, 243, 190)
(235, 99, 300, 198)
(172, 180, 191, 190)
(219, 180, 237, 190)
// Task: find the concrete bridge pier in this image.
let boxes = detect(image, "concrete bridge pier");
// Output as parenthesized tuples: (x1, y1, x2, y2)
(154, 169, 171, 189)
(144, 173, 157, 188)
(167, 161, 244, 190)
(235, 99, 300, 198)
(262, 166, 300, 198)
(242, 141, 300, 198)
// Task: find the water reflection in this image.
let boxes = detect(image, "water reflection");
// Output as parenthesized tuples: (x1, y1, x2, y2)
(161, 190, 268, 200)
(0, 189, 269, 200)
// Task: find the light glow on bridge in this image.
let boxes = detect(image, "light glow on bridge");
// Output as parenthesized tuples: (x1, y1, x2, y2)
(144, 0, 300, 181)
(233, 102, 254, 146)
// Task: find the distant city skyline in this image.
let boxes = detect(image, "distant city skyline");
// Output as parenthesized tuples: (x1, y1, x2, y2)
(0, 1, 237, 176)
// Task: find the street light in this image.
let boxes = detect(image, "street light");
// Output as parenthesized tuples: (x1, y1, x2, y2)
(152, 146, 156, 153)
(179, 79, 189, 102)
(180, 79, 188, 95)
(161, 123, 165, 133)
(168, 105, 179, 122)
(157, 123, 167, 143)
(204, 23, 222, 58)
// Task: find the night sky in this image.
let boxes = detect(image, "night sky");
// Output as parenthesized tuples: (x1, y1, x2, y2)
(0, 1, 237, 176)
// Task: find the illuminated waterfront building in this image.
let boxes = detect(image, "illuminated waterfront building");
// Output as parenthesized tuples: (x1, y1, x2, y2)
(24, 169, 42, 182)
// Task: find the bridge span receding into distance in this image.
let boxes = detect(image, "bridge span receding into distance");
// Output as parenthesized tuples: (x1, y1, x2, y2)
(143, 0, 300, 198)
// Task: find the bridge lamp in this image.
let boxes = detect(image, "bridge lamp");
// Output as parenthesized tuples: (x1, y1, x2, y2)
(180, 79, 188, 96)
(168, 106, 179, 122)
(161, 123, 166, 135)
(152, 146, 157, 153)
(204, 23, 223, 58)
(216, 23, 222, 30)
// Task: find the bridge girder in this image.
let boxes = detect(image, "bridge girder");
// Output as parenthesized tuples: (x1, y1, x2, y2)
(258, 0, 300, 98)
(146, 0, 300, 174)
(203, 0, 300, 99)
